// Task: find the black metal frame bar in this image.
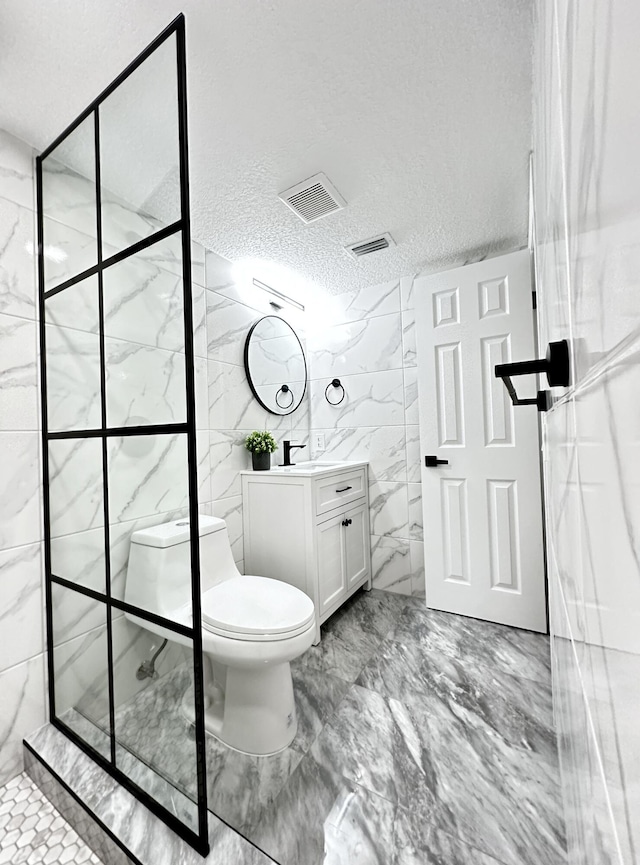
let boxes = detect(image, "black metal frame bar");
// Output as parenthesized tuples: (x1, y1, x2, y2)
(43, 220, 182, 300)
(36, 14, 209, 856)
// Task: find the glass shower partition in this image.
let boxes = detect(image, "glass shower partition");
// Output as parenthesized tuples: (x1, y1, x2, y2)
(36, 16, 209, 854)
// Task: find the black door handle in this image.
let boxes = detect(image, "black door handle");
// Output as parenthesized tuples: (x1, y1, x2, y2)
(341, 518, 352, 527)
(336, 486, 352, 493)
(425, 456, 449, 467)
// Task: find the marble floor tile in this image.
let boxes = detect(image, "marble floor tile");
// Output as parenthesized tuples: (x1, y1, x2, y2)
(27, 588, 564, 865)
(250, 751, 508, 865)
(294, 623, 382, 683)
(290, 664, 350, 754)
(390, 604, 552, 685)
(323, 587, 411, 641)
(205, 735, 302, 835)
(357, 637, 557, 763)
(308, 683, 565, 865)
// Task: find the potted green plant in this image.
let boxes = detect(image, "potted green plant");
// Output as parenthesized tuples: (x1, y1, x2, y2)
(245, 430, 278, 471)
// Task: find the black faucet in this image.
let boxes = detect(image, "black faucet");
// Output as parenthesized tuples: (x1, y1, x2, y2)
(280, 440, 306, 467)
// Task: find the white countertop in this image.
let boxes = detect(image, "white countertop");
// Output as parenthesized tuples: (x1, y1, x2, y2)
(240, 460, 368, 478)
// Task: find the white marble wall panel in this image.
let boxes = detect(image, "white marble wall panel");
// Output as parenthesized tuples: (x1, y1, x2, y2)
(0, 543, 43, 672)
(41, 147, 96, 239)
(44, 273, 99, 334)
(211, 495, 244, 564)
(51, 580, 105, 646)
(45, 324, 101, 431)
(0, 197, 37, 319)
(208, 359, 295, 433)
(105, 339, 187, 427)
(307, 276, 424, 598)
(308, 313, 402, 380)
(310, 369, 404, 430)
(403, 367, 419, 426)
(407, 483, 423, 541)
(0, 130, 45, 785)
(315, 278, 400, 324)
(204, 249, 235, 292)
(101, 190, 167, 260)
(197, 430, 211, 505)
(108, 434, 189, 524)
(400, 275, 418, 312)
(52, 619, 109, 726)
(206, 291, 259, 367)
(102, 237, 185, 352)
(310, 426, 407, 483)
(50, 528, 105, 594)
(369, 481, 409, 539)
(0, 129, 34, 209)
(42, 219, 97, 292)
(401, 309, 417, 367)
(190, 241, 206, 293)
(405, 425, 421, 484)
(195, 356, 208, 430)
(410, 540, 426, 597)
(48, 438, 103, 537)
(192, 280, 207, 359)
(0, 313, 39, 430)
(370, 535, 412, 595)
(0, 655, 46, 786)
(209, 430, 253, 500)
(0, 432, 41, 549)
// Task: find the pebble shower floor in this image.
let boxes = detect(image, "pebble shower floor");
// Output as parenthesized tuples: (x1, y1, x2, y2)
(0, 772, 103, 864)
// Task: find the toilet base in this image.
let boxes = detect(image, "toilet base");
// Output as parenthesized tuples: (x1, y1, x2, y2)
(180, 656, 298, 756)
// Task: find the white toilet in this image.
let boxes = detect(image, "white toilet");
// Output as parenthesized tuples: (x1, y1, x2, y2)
(124, 515, 315, 756)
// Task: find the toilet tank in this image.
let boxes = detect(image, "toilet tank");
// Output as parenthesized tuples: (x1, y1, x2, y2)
(125, 515, 239, 619)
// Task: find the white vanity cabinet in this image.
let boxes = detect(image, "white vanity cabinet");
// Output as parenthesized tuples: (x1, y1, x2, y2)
(241, 462, 372, 642)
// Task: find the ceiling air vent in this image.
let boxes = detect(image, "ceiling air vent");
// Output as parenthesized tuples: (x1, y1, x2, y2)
(278, 173, 346, 224)
(345, 232, 396, 259)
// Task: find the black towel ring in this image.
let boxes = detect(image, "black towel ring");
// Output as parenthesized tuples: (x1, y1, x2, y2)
(325, 378, 345, 406)
(275, 384, 294, 409)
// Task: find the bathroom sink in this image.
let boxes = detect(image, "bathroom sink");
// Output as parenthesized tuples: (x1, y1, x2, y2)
(275, 461, 342, 472)
(259, 460, 367, 476)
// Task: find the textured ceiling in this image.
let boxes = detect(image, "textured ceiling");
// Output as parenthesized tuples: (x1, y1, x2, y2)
(0, 0, 533, 295)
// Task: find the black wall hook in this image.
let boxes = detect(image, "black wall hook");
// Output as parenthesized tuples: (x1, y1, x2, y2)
(495, 340, 570, 412)
(325, 378, 345, 406)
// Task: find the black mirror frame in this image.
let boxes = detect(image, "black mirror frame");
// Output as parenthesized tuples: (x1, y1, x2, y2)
(243, 315, 307, 416)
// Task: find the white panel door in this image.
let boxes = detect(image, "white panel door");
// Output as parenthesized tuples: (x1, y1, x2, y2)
(415, 250, 546, 632)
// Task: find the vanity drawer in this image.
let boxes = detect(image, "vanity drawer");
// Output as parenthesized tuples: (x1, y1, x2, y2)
(314, 468, 366, 516)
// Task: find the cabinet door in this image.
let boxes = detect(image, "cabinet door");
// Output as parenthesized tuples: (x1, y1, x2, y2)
(344, 502, 370, 588)
(316, 512, 347, 616)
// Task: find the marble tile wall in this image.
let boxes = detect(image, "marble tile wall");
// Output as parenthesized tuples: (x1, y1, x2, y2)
(202, 250, 311, 572)
(307, 276, 425, 597)
(533, 0, 640, 861)
(0, 128, 47, 786)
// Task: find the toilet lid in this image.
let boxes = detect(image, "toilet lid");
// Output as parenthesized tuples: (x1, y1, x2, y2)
(201, 576, 315, 640)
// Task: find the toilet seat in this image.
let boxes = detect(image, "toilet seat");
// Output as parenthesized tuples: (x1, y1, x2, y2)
(201, 576, 315, 642)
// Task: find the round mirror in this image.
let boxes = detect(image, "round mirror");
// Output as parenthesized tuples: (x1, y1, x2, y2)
(244, 316, 307, 415)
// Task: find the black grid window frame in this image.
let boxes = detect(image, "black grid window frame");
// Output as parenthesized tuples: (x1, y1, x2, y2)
(35, 15, 209, 856)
